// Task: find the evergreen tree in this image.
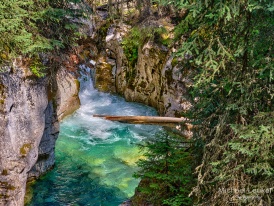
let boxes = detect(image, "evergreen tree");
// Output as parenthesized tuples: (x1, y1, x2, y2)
(163, 0, 274, 205)
(0, 0, 84, 68)
(0, 0, 51, 64)
(133, 131, 196, 206)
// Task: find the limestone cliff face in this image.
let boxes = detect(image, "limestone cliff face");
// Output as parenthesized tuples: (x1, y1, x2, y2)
(0, 61, 80, 205)
(27, 101, 59, 180)
(93, 23, 193, 117)
(123, 42, 168, 114)
(56, 67, 80, 121)
(0, 64, 48, 206)
(28, 67, 80, 181)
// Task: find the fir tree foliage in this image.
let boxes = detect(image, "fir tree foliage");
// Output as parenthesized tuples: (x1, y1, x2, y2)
(0, 0, 85, 68)
(133, 131, 195, 206)
(160, 0, 274, 205)
(0, 0, 51, 62)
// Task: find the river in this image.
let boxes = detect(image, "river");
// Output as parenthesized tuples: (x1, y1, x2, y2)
(27, 67, 161, 206)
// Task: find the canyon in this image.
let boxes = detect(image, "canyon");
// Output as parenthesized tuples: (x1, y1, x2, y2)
(0, 10, 191, 206)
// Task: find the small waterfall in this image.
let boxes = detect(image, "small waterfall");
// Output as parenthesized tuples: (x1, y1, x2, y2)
(28, 66, 161, 206)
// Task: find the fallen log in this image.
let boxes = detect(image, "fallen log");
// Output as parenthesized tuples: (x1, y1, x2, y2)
(93, 115, 193, 139)
(93, 114, 188, 124)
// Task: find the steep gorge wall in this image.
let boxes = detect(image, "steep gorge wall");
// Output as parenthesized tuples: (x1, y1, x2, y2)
(27, 67, 80, 180)
(0, 61, 80, 205)
(0, 5, 93, 204)
(0, 66, 48, 206)
(92, 21, 193, 117)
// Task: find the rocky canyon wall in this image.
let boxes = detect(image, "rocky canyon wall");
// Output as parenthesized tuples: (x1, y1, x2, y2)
(0, 62, 49, 206)
(0, 7, 192, 205)
(0, 60, 80, 205)
(27, 67, 80, 180)
(91, 20, 193, 118)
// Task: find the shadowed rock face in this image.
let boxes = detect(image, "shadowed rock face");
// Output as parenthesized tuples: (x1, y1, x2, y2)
(27, 101, 59, 180)
(27, 67, 80, 179)
(27, 67, 81, 182)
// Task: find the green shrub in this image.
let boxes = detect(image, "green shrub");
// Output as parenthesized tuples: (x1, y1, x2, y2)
(121, 27, 143, 68)
(29, 57, 46, 78)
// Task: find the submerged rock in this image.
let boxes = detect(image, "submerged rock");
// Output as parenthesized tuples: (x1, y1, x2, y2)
(119, 199, 133, 206)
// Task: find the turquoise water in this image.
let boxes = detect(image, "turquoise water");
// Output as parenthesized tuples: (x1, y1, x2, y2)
(28, 67, 161, 206)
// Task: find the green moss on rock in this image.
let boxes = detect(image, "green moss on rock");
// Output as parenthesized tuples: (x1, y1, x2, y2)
(20, 143, 32, 156)
(0, 83, 6, 105)
(95, 61, 114, 92)
(0, 181, 16, 191)
(24, 181, 35, 205)
(171, 57, 178, 67)
(74, 79, 80, 94)
(1, 169, 8, 176)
